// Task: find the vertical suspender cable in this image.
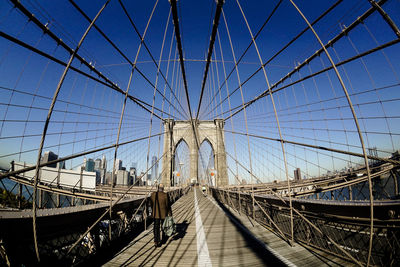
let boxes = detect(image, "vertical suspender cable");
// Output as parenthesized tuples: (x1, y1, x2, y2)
(235, 0, 295, 243)
(146, 9, 171, 183)
(109, 0, 159, 241)
(221, 10, 255, 217)
(288, 0, 375, 264)
(29, 0, 110, 261)
(216, 30, 241, 207)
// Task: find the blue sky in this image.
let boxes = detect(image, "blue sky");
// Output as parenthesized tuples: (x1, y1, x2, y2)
(1, 0, 400, 184)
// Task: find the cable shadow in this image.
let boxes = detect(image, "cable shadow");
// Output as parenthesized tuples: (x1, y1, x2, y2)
(127, 192, 195, 266)
(213, 196, 288, 267)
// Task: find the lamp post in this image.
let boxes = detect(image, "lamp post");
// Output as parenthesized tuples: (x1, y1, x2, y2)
(173, 170, 180, 187)
(209, 168, 217, 187)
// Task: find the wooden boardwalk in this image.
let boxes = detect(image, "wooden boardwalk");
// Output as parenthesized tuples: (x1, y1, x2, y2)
(104, 188, 353, 266)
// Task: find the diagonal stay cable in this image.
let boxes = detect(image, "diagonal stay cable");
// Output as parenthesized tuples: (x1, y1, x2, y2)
(224, 129, 400, 166)
(203, 0, 345, 119)
(28, 1, 111, 261)
(0, 31, 170, 120)
(195, 0, 224, 120)
(8, 0, 170, 121)
(288, 0, 375, 264)
(222, 0, 391, 121)
(200, 0, 284, 119)
(224, 36, 400, 121)
(70, 0, 187, 120)
(0, 131, 164, 181)
(169, 0, 202, 151)
(169, 0, 192, 120)
(118, 0, 189, 119)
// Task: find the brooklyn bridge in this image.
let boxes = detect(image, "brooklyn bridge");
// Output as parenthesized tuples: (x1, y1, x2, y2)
(0, 0, 400, 266)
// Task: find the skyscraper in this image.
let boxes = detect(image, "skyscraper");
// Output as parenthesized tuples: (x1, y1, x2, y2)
(294, 168, 301, 181)
(151, 156, 158, 182)
(41, 151, 58, 168)
(94, 158, 102, 170)
(85, 158, 95, 172)
(114, 159, 122, 173)
(102, 155, 107, 170)
(129, 167, 136, 185)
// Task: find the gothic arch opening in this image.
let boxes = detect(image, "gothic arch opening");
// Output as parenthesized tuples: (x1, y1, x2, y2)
(198, 139, 215, 186)
(162, 119, 227, 187)
(173, 138, 190, 186)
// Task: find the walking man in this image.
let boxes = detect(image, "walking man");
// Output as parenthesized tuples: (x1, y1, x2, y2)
(150, 183, 172, 247)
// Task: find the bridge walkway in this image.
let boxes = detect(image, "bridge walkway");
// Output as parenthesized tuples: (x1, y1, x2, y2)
(104, 188, 351, 266)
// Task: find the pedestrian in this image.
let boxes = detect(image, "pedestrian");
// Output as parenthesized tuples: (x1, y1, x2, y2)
(150, 183, 172, 247)
(202, 185, 206, 196)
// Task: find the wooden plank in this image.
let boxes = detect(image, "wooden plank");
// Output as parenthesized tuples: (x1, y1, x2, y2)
(104, 188, 355, 266)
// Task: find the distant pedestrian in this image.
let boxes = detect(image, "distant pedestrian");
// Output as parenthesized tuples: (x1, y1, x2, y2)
(150, 183, 172, 247)
(202, 185, 206, 196)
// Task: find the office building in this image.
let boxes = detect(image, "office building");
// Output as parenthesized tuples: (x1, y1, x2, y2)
(114, 159, 122, 173)
(101, 155, 107, 170)
(94, 158, 102, 170)
(40, 151, 58, 168)
(129, 167, 137, 185)
(116, 170, 129, 185)
(151, 156, 158, 182)
(85, 158, 95, 172)
(294, 168, 301, 181)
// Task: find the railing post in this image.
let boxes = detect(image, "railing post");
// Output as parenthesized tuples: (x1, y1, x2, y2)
(79, 169, 83, 191)
(56, 193, 60, 208)
(144, 199, 147, 231)
(238, 187, 241, 214)
(12, 161, 22, 209)
(349, 185, 353, 201)
(252, 192, 255, 220)
(392, 170, 398, 196)
(38, 189, 43, 209)
(56, 167, 61, 187)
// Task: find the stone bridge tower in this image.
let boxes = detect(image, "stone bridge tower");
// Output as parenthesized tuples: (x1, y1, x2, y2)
(161, 119, 228, 187)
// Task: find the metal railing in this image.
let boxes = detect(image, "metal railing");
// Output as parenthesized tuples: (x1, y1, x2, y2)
(211, 185, 400, 266)
(0, 186, 188, 265)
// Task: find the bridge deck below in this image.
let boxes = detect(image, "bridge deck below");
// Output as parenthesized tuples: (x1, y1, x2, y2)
(104, 188, 350, 266)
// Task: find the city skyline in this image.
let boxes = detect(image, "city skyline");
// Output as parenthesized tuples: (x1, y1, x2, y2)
(0, 0, 399, 184)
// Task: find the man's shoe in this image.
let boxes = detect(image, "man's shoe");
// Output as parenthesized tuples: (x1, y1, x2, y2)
(154, 242, 159, 247)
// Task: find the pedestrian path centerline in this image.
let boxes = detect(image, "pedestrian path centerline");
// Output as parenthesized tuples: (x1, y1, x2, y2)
(194, 189, 212, 267)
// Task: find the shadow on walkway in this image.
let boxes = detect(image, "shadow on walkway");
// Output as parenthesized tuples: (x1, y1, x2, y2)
(172, 220, 189, 241)
(213, 197, 288, 267)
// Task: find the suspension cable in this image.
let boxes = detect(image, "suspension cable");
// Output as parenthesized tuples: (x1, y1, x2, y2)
(236, 0, 295, 243)
(7, 0, 175, 121)
(291, 1, 376, 264)
(224, 37, 400, 121)
(200, 0, 284, 119)
(169, 0, 202, 155)
(30, 1, 111, 261)
(195, 0, 224, 120)
(117, 0, 189, 119)
(203, 0, 343, 119)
